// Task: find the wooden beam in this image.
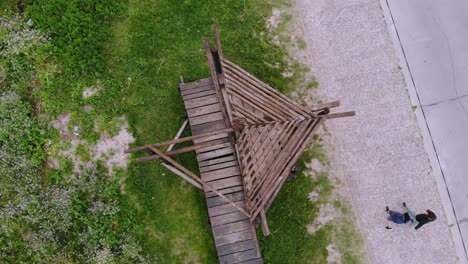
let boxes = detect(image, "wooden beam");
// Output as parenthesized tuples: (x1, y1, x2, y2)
(125, 127, 234, 153)
(167, 119, 188, 152)
(323, 111, 356, 119)
(309, 101, 340, 111)
(137, 141, 231, 162)
(260, 209, 270, 236)
(161, 163, 202, 189)
(149, 146, 251, 218)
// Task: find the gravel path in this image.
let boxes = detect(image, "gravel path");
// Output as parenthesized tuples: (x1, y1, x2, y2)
(297, 0, 458, 263)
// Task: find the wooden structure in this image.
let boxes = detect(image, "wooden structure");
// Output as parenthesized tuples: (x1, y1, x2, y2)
(125, 26, 354, 263)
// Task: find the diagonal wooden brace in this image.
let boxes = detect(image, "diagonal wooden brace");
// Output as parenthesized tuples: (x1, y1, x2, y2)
(149, 146, 251, 219)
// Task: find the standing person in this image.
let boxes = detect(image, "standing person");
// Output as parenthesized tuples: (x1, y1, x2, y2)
(385, 206, 412, 230)
(403, 202, 437, 230)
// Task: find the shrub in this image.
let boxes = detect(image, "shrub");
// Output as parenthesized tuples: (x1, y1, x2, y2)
(27, 0, 127, 77)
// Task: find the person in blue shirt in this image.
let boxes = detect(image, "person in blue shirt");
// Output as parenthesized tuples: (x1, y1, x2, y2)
(385, 205, 412, 229)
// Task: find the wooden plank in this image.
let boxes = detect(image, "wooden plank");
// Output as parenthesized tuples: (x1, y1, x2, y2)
(205, 176, 241, 189)
(324, 111, 356, 119)
(219, 249, 259, 264)
(197, 141, 231, 153)
(205, 186, 244, 198)
(179, 78, 213, 90)
(126, 127, 233, 153)
(194, 132, 229, 144)
(197, 146, 234, 161)
(200, 160, 238, 173)
(136, 140, 232, 162)
(149, 147, 251, 218)
(215, 230, 254, 247)
(186, 103, 221, 118)
(206, 192, 244, 208)
(199, 155, 236, 167)
(211, 211, 248, 227)
(209, 201, 246, 217)
(222, 58, 312, 117)
(212, 220, 251, 236)
(184, 94, 219, 109)
(191, 119, 226, 135)
(182, 89, 216, 100)
(216, 240, 256, 257)
(190, 112, 224, 126)
(238, 258, 264, 264)
(201, 166, 240, 182)
(180, 85, 213, 96)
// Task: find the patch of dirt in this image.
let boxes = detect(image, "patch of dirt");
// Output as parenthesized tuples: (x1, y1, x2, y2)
(82, 82, 102, 98)
(50, 112, 74, 140)
(326, 244, 342, 264)
(49, 114, 135, 175)
(266, 8, 282, 30)
(307, 203, 339, 234)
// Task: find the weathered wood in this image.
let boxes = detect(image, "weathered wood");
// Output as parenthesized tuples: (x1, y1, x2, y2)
(179, 78, 213, 90)
(192, 119, 227, 135)
(149, 147, 251, 218)
(323, 111, 356, 119)
(194, 132, 229, 144)
(136, 141, 232, 162)
(126, 127, 234, 153)
(211, 211, 249, 227)
(186, 103, 222, 118)
(200, 160, 238, 173)
(204, 38, 231, 130)
(205, 186, 244, 198)
(197, 141, 231, 154)
(205, 176, 242, 189)
(166, 119, 188, 152)
(190, 112, 224, 126)
(216, 240, 256, 256)
(161, 163, 202, 189)
(206, 192, 245, 208)
(184, 94, 219, 109)
(199, 155, 236, 167)
(197, 146, 234, 162)
(238, 258, 264, 264)
(310, 101, 340, 111)
(260, 209, 270, 236)
(209, 201, 246, 217)
(180, 84, 214, 96)
(182, 89, 216, 100)
(215, 230, 254, 247)
(201, 166, 240, 182)
(218, 249, 259, 264)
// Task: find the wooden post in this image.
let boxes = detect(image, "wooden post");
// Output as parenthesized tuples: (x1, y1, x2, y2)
(260, 209, 270, 236)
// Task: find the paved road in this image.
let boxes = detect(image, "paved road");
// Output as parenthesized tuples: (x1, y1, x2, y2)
(298, 0, 460, 263)
(383, 0, 468, 261)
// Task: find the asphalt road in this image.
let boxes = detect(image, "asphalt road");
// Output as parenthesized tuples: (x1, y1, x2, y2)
(384, 0, 468, 261)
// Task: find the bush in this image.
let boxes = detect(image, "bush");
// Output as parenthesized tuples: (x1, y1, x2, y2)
(27, 0, 127, 76)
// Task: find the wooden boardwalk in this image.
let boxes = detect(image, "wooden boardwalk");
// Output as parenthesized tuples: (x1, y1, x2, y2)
(179, 77, 263, 264)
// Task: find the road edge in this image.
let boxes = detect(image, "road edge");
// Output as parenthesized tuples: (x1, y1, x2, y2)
(378, 1, 468, 263)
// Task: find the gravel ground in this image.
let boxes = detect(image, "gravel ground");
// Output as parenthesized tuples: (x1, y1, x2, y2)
(297, 0, 458, 263)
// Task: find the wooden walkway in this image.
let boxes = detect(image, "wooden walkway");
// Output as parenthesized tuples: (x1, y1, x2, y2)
(179, 77, 263, 264)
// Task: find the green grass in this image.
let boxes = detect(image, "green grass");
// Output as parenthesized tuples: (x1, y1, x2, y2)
(259, 152, 333, 264)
